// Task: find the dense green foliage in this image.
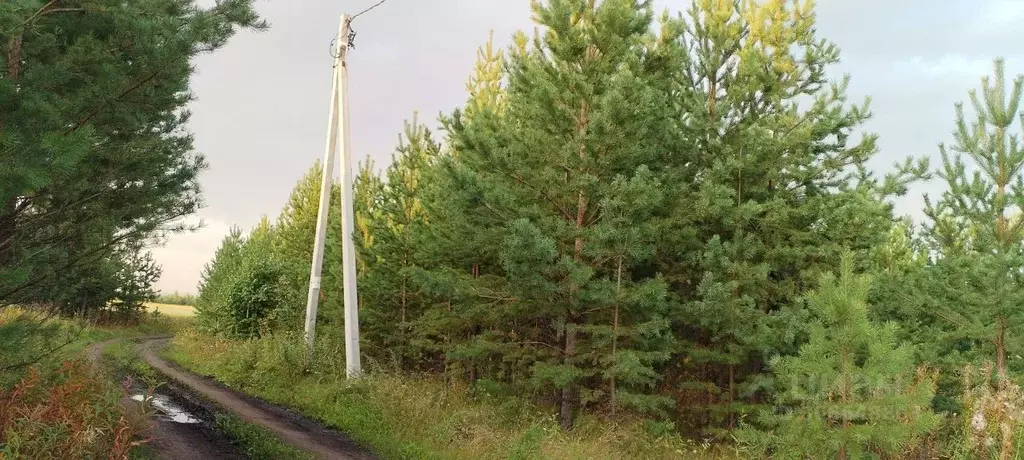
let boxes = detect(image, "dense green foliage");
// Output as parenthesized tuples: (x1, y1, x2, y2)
(737, 256, 940, 458)
(189, 0, 1024, 457)
(0, 0, 265, 318)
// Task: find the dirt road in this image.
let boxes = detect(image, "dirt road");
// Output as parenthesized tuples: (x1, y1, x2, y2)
(137, 337, 376, 460)
(86, 338, 247, 459)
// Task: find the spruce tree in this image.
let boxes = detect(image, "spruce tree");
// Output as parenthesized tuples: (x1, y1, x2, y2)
(739, 255, 939, 459)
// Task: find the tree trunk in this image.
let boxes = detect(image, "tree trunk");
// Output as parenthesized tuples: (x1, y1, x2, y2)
(559, 319, 577, 430)
(728, 363, 735, 430)
(996, 316, 1008, 380)
(839, 348, 851, 460)
(610, 256, 622, 416)
(559, 55, 593, 431)
(6, 34, 23, 81)
(401, 253, 408, 324)
(0, 199, 16, 267)
(0, 35, 24, 267)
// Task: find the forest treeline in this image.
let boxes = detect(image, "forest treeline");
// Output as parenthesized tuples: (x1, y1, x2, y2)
(191, 0, 1024, 458)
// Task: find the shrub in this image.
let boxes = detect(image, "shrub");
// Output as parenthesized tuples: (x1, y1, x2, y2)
(195, 220, 288, 338)
(225, 255, 283, 339)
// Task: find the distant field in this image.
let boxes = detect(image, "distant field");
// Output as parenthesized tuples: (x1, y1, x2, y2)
(145, 302, 195, 317)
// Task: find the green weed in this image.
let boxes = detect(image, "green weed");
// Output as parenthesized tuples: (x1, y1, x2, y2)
(215, 412, 315, 459)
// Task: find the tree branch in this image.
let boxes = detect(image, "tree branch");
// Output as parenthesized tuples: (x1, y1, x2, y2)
(19, 0, 61, 28)
(0, 334, 78, 374)
(66, 72, 161, 134)
(507, 171, 574, 221)
(513, 340, 564, 355)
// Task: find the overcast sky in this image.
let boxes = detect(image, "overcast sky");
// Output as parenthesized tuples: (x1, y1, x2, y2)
(151, 0, 1024, 295)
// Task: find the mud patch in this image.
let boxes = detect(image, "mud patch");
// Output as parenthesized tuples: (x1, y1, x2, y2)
(131, 393, 201, 424)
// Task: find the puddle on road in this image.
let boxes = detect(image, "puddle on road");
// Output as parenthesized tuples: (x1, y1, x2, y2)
(131, 393, 202, 424)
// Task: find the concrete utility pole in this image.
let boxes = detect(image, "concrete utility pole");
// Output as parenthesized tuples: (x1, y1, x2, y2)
(304, 13, 361, 378)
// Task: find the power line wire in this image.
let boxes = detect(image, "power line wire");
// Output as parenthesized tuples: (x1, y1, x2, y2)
(351, 0, 390, 20)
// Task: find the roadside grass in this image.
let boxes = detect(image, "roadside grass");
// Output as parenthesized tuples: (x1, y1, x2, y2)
(102, 340, 162, 386)
(0, 307, 161, 459)
(166, 328, 736, 460)
(215, 413, 315, 460)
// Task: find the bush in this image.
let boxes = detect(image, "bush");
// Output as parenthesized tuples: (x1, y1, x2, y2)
(196, 221, 288, 338)
(225, 256, 283, 338)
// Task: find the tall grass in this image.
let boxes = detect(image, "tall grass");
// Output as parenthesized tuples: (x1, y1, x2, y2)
(167, 328, 732, 459)
(0, 360, 152, 459)
(0, 306, 188, 459)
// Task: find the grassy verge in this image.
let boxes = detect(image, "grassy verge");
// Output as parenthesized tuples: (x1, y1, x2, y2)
(0, 307, 174, 458)
(165, 329, 735, 460)
(214, 413, 315, 460)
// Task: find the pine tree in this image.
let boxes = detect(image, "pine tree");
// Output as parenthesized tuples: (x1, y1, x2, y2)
(655, 0, 920, 432)
(0, 0, 266, 311)
(463, 30, 506, 123)
(411, 29, 514, 383)
(195, 227, 246, 334)
(590, 167, 674, 415)
(362, 115, 440, 368)
(273, 161, 344, 330)
(738, 255, 939, 459)
(110, 243, 162, 320)
(354, 159, 384, 273)
(439, 0, 679, 429)
(922, 58, 1024, 379)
